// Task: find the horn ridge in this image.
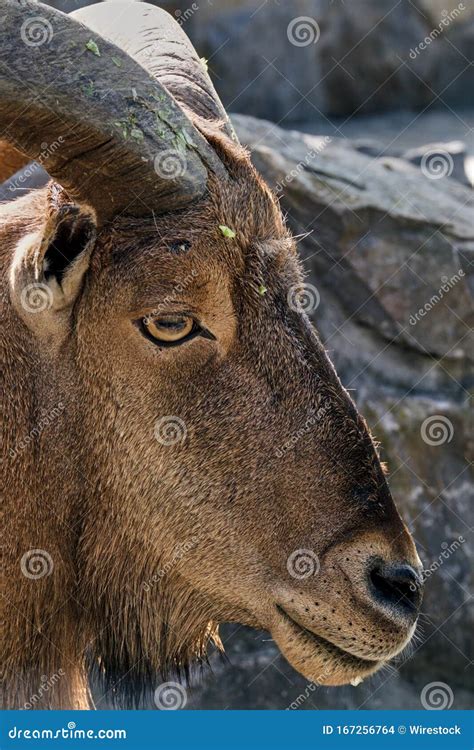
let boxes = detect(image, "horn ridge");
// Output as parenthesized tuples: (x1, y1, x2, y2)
(0, 0, 226, 222)
(72, 2, 238, 142)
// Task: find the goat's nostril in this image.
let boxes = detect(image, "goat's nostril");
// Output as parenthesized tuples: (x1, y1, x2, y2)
(369, 561, 422, 617)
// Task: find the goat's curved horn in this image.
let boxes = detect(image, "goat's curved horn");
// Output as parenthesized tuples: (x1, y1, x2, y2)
(0, 0, 227, 222)
(71, 2, 238, 143)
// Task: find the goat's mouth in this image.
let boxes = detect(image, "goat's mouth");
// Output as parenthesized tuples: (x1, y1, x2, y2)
(272, 605, 382, 686)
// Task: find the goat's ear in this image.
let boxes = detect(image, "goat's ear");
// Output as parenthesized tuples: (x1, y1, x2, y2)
(10, 203, 96, 328)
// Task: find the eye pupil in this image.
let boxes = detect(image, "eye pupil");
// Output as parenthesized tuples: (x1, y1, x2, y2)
(158, 317, 187, 332)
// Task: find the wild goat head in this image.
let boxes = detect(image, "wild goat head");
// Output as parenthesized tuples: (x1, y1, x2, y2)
(0, 0, 422, 708)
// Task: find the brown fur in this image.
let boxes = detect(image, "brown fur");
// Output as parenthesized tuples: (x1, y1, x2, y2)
(0, 130, 421, 710)
(0, 142, 29, 184)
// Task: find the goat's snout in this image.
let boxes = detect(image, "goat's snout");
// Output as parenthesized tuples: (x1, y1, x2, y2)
(367, 558, 423, 619)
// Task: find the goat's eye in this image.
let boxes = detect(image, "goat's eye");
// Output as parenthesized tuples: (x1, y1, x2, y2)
(143, 315, 195, 344)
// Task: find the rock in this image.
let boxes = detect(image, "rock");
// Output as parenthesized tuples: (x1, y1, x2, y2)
(185, 115, 473, 709)
(432, 16, 474, 107)
(179, 0, 473, 121)
(40, 1, 474, 121)
(360, 395, 472, 689)
(233, 115, 473, 369)
(401, 141, 470, 186)
(351, 140, 471, 187)
(419, 0, 474, 23)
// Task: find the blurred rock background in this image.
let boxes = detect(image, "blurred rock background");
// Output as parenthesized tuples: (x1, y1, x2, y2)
(44, 0, 474, 710)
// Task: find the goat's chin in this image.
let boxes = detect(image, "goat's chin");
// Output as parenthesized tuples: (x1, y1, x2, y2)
(274, 635, 382, 687)
(270, 612, 383, 687)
